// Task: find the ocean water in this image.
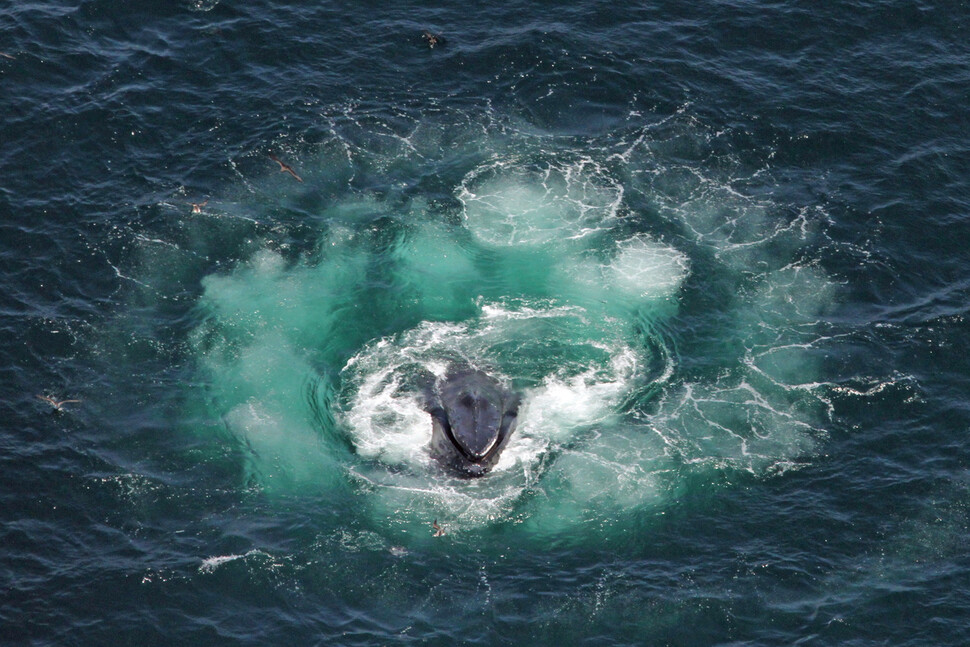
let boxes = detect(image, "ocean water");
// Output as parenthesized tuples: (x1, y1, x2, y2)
(3, 0, 970, 644)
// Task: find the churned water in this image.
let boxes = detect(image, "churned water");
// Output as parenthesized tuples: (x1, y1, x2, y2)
(3, 1, 970, 644)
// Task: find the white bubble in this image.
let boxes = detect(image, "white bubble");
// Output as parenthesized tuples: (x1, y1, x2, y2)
(610, 234, 689, 302)
(459, 158, 622, 247)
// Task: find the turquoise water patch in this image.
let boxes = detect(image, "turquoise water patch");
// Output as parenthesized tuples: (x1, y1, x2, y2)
(141, 114, 838, 535)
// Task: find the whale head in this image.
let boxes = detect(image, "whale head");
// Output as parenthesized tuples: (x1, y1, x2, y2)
(426, 366, 520, 477)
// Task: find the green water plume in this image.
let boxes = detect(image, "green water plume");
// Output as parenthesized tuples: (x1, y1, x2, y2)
(126, 113, 835, 535)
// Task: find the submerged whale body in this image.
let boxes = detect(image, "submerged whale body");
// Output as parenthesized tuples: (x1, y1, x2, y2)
(425, 366, 520, 477)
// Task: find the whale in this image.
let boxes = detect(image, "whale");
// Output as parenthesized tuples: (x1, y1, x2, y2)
(424, 365, 520, 477)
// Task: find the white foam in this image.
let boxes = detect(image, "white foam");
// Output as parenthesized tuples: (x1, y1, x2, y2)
(342, 366, 434, 467)
(610, 234, 689, 301)
(199, 550, 271, 574)
(458, 157, 622, 247)
(518, 350, 636, 443)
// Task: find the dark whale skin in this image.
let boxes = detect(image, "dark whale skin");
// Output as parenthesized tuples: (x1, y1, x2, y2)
(425, 366, 520, 477)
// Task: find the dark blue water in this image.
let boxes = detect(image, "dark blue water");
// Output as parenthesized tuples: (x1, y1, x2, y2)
(4, 1, 970, 644)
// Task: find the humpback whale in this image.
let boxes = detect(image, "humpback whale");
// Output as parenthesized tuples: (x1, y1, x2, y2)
(425, 366, 520, 476)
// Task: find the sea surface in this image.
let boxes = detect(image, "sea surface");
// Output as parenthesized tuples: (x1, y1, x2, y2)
(3, 1, 970, 644)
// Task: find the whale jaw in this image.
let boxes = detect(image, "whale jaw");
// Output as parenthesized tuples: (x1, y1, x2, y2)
(426, 367, 519, 477)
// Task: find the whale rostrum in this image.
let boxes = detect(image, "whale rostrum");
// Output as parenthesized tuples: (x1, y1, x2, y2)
(424, 365, 520, 477)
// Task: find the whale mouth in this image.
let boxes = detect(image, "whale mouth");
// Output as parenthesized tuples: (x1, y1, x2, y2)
(426, 366, 520, 477)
